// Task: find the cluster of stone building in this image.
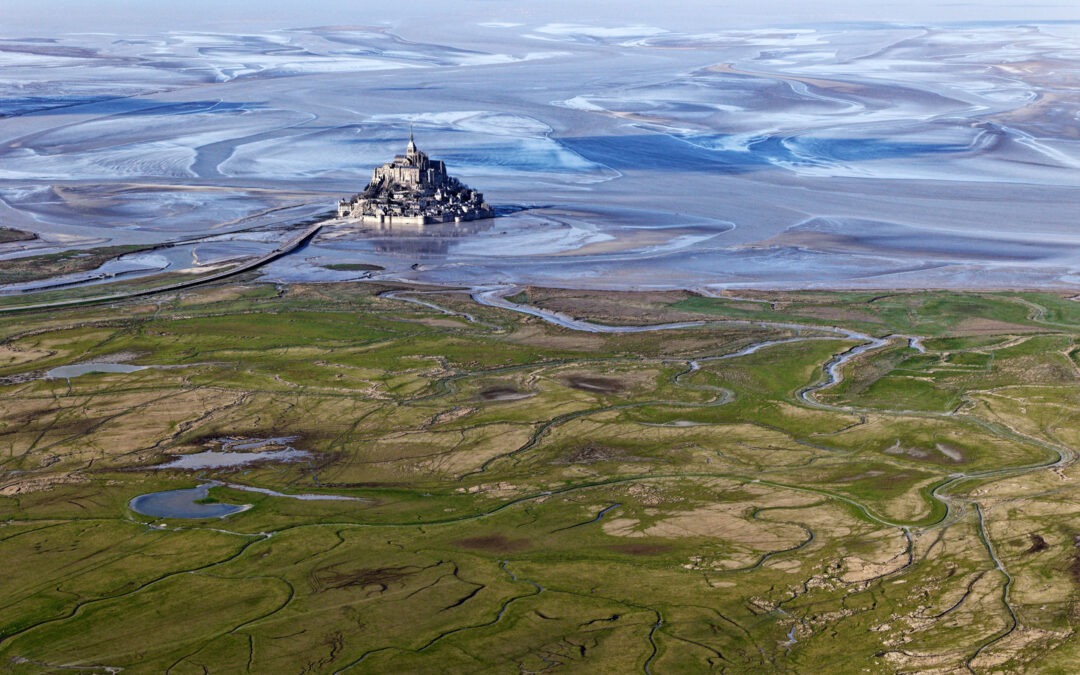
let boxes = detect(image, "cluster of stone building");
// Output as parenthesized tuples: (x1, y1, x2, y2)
(337, 135, 494, 226)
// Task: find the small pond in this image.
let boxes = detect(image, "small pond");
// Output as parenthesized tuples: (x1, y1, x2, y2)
(155, 448, 310, 470)
(129, 483, 248, 519)
(46, 363, 147, 379)
(130, 480, 362, 519)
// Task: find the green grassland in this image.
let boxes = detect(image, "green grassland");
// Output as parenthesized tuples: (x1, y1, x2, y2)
(0, 243, 152, 285)
(2, 283, 1080, 672)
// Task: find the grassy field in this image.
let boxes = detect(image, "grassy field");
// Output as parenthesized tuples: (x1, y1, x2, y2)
(2, 283, 1080, 672)
(0, 243, 154, 285)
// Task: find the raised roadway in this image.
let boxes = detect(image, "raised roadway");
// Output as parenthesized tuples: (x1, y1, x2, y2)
(0, 218, 332, 314)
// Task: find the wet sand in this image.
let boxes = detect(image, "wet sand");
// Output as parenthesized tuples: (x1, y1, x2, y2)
(1, 20, 1079, 291)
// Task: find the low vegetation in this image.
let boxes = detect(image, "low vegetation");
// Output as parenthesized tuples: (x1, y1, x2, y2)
(2, 283, 1079, 672)
(0, 243, 148, 285)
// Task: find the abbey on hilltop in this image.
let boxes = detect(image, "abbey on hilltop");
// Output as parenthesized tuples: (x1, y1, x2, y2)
(337, 134, 494, 225)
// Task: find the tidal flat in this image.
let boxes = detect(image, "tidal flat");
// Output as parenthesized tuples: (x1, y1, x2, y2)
(3, 281, 1080, 671)
(1, 18, 1079, 291)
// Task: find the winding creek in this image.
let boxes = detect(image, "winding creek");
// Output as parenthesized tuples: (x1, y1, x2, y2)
(462, 284, 1073, 659)
(468, 285, 1073, 514)
(114, 283, 1072, 662)
(470, 285, 887, 402)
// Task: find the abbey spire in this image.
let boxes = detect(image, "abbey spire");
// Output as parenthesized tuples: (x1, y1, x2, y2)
(406, 126, 417, 156)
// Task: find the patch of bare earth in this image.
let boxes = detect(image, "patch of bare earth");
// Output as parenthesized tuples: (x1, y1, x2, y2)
(505, 324, 604, 351)
(454, 481, 522, 498)
(427, 407, 476, 426)
(839, 531, 911, 584)
(0, 474, 88, 495)
(0, 345, 54, 368)
(604, 502, 807, 554)
(968, 627, 1074, 671)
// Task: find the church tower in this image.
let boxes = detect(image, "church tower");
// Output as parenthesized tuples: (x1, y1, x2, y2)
(406, 129, 418, 157)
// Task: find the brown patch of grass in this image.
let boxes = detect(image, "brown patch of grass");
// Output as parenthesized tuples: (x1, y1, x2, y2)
(1068, 535, 1080, 584)
(309, 564, 422, 593)
(479, 386, 528, 401)
(608, 543, 672, 555)
(564, 375, 624, 394)
(0, 345, 54, 370)
(789, 306, 884, 324)
(511, 287, 703, 325)
(454, 534, 531, 553)
(1024, 533, 1050, 555)
(562, 443, 620, 464)
(952, 318, 1046, 335)
(176, 285, 255, 306)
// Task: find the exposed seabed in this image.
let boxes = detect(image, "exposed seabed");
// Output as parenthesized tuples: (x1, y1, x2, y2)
(2, 19, 1079, 292)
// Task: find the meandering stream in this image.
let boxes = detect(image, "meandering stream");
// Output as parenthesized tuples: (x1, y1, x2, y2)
(470, 285, 887, 401)
(120, 284, 1070, 663)
(462, 284, 1073, 659)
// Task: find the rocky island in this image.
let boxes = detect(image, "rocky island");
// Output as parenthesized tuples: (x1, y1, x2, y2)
(337, 135, 494, 225)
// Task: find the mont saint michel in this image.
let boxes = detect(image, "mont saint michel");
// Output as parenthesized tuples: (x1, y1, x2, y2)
(337, 135, 494, 225)
(5, 2, 1080, 672)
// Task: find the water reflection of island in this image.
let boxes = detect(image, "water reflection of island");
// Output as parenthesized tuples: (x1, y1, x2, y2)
(344, 218, 496, 257)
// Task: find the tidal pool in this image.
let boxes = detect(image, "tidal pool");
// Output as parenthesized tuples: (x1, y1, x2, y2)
(155, 448, 310, 470)
(130, 480, 363, 518)
(128, 483, 248, 519)
(45, 363, 147, 379)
